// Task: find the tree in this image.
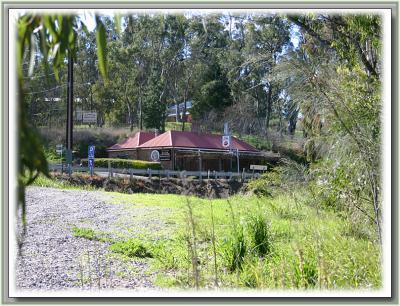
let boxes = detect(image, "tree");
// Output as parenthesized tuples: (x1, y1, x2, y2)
(285, 14, 382, 243)
(17, 13, 109, 229)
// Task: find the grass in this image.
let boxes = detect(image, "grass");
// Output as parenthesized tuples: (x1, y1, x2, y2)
(109, 239, 153, 258)
(32, 174, 98, 191)
(72, 227, 98, 240)
(72, 226, 113, 242)
(33, 173, 381, 290)
(101, 190, 381, 290)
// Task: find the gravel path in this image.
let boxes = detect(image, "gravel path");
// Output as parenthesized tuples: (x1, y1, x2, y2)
(16, 187, 165, 291)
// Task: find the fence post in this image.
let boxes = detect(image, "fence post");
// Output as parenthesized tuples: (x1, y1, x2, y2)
(129, 169, 133, 181)
(166, 170, 170, 179)
(207, 170, 210, 180)
(213, 170, 216, 179)
(241, 168, 245, 181)
(148, 168, 152, 179)
(108, 160, 111, 178)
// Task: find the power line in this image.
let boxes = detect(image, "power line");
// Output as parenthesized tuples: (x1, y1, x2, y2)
(23, 72, 56, 79)
(24, 83, 67, 95)
(24, 82, 91, 95)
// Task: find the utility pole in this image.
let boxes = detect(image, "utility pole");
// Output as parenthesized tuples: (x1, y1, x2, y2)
(65, 50, 74, 175)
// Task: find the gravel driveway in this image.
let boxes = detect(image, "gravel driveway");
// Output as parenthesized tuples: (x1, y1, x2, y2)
(15, 187, 164, 291)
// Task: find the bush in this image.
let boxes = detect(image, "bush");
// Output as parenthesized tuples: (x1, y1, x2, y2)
(81, 158, 162, 170)
(38, 127, 128, 159)
(246, 168, 283, 197)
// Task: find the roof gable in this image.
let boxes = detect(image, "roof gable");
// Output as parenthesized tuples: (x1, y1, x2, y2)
(108, 131, 156, 150)
(139, 130, 258, 152)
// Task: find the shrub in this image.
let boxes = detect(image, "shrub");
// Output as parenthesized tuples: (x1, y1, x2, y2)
(38, 127, 128, 159)
(246, 168, 283, 197)
(81, 158, 162, 170)
(109, 239, 153, 258)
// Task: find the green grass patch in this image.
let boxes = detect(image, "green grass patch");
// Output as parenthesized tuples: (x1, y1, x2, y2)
(32, 174, 98, 191)
(106, 190, 382, 290)
(71, 226, 112, 242)
(72, 226, 98, 240)
(109, 239, 153, 258)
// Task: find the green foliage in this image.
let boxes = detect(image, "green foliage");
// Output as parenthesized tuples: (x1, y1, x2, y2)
(292, 249, 318, 288)
(246, 167, 283, 196)
(32, 173, 98, 191)
(109, 239, 153, 258)
(107, 189, 381, 289)
(43, 148, 63, 162)
(95, 15, 108, 78)
(165, 122, 192, 131)
(247, 213, 272, 257)
(80, 158, 161, 170)
(223, 225, 247, 272)
(143, 67, 167, 131)
(17, 13, 110, 230)
(238, 135, 272, 151)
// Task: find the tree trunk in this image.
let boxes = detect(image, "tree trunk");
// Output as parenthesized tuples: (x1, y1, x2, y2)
(127, 102, 134, 132)
(264, 84, 273, 135)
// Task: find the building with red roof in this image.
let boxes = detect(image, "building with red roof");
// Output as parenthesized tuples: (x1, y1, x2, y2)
(107, 131, 156, 159)
(108, 130, 270, 172)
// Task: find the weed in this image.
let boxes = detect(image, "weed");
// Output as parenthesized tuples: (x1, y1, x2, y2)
(293, 249, 318, 289)
(72, 227, 97, 240)
(109, 239, 153, 258)
(185, 198, 200, 289)
(247, 213, 272, 257)
(223, 225, 247, 272)
(71, 226, 112, 243)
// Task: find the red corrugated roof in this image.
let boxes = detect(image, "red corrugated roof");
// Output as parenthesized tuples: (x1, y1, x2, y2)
(108, 131, 156, 150)
(138, 130, 259, 152)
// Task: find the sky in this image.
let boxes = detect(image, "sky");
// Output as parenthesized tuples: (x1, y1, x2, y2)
(79, 12, 300, 49)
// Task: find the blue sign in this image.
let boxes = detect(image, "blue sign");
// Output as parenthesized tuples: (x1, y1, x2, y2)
(88, 145, 95, 159)
(88, 159, 94, 168)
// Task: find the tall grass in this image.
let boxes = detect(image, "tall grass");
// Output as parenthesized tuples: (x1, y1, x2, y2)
(247, 213, 271, 257)
(112, 190, 382, 290)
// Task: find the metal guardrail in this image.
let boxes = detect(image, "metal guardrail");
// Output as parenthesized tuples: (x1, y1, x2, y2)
(49, 163, 261, 181)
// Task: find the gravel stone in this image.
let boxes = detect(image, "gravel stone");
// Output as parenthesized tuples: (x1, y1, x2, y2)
(16, 187, 162, 291)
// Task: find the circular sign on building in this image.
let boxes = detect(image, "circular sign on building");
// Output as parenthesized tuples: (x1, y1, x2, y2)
(150, 150, 160, 161)
(222, 135, 230, 148)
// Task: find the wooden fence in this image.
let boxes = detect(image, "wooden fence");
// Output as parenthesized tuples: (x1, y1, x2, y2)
(49, 163, 262, 181)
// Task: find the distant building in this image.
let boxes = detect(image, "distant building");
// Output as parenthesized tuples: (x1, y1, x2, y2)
(107, 130, 273, 172)
(166, 100, 193, 122)
(107, 131, 156, 159)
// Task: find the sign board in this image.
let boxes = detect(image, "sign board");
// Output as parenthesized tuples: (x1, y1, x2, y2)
(160, 149, 171, 161)
(250, 165, 268, 171)
(222, 135, 231, 148)
(150, 150, 160, 162)
(88, 159, 94, 169)
(82, 112, 97, 123)
(56, 144, 63, 155)
(88, 145, 95, 159)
